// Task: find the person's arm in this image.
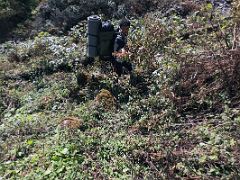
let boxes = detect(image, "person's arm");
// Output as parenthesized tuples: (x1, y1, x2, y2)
(112, 36, 130, 58)
(112, 49, 129, 58)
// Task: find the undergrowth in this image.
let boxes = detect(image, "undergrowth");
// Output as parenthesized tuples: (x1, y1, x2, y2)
(0, 1, 240, 179)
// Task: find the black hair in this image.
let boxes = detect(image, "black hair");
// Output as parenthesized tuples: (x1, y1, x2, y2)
(119, 18, 131, 28)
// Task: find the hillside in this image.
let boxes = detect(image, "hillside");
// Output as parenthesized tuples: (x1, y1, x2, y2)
(0, 0, 240, 179)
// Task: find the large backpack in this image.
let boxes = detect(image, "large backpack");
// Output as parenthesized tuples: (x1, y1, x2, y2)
(98, 20, 118, 57)
(87, 16, 118, 58)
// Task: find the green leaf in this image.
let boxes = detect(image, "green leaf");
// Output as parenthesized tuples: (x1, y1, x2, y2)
(44, 167, 52, 176)
(230, 139, 236, 147)
(61, 148, 69, 155)
(18, 151, 24, 157)
(123, 168, 129, 173)
(206, 3, 213, 10)
(57, 166, 65, 173)
(199, 155, 207, 163)
(26, 139, 34, 146)
(51, 155, 60, 161)
(176, 162, 184, 169)
(209, 167, 216, 173)
(209, 155, 218, 160)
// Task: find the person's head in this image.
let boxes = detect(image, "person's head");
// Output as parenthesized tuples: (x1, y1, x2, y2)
(119, 18, 131, 36)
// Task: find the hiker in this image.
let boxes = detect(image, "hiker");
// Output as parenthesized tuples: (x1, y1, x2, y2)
(85, 16, 133, 76)
(111, 18, 133, 76)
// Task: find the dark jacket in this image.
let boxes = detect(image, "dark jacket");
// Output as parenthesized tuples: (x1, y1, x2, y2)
(112, 31, 132, 76)
(113, 32, 127, 52)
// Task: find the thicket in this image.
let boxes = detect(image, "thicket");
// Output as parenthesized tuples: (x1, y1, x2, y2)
(0, 0, 239, 179)
(0, 0, 39, 41)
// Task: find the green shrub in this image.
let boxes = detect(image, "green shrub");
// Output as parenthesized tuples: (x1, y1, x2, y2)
(0, 0, 39, 40)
